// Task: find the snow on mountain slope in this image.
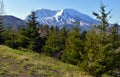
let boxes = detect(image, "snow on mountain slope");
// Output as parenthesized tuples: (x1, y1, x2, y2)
(35, 9, 57, 19)
(25, 9, 98, 30)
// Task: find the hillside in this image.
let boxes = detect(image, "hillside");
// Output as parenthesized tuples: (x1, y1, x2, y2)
(2, 15, 27, 29)
(0, 45, 93, 77)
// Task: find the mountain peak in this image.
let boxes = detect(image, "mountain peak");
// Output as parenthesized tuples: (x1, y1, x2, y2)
(63, 8, 79, 12)
(35, 9, 57, 18)
(25, 8, 98, 30)
(54, 10, 63, 18)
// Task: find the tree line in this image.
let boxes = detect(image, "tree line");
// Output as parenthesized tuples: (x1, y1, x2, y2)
(0, 5, 120, 76)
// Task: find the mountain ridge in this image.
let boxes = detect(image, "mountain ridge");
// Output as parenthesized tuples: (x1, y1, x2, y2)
(25, 8, 98, 30)
(0, 15, 27, 29)
(1, 9, 99, 30)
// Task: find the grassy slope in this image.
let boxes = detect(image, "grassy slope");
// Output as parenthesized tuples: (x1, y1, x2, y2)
(0, 45, 92, 77)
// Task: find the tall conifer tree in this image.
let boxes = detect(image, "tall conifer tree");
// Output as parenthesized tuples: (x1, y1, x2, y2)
(0, 0, 5, 44)
(42, 26, 65, 58)
(80, 4, 120, 76)
(20, 11, 41, 51)
(61, 27, 83, 65)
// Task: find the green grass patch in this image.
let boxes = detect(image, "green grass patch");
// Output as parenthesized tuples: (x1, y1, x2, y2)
(0, 45, 110, 77)
(0, 45, 111, 77)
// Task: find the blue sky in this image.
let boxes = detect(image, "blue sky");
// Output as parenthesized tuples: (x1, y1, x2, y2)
(4, 0, 120, 24)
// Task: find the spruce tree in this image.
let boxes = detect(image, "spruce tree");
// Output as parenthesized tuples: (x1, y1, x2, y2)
(3, 27, 22, 49)
(42, 26, 65, 58)
(93, 5, 110, 31)
(80, 28, 114, 76)
(0, 16, 4, 43)
(61, 27, 83, 65)
(0, 0, 4, 44)
(80, 5, 120, 76)
(59, 26, 68, 50)
(20, 11, 41, 51)
(93, 5, 111, 45)
(109, 23, 119, 48)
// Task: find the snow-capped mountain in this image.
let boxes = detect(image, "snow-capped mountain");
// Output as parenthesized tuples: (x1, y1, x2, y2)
(26, 9, 98, 30)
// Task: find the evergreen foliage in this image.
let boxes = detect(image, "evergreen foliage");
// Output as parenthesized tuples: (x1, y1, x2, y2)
(0, 0, 4, 44)
(0, 16, 4, 44)
(80, 28, 114, 76)
(42, 26, 66, 59)
(61, 27, 83, 65)
(20, 11, 41, 51)
(3, 28, 22, 49)
(78, 5, 120, 76)
(109, 23, 119, 48)
(93, 5, 111, 46)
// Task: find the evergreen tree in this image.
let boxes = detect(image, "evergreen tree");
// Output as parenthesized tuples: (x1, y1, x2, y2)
(0, 16, 4, 43)
(93, 5, 110, 31)
(109, 23, 119, 48)
(0, 0, 4, 44)
(93, 5, 111, 45)
(59, 26, 68, 50)
(78, 4, 120, 76)
(61, 27, 83, 65)
(20, 11, 41, 51)
(80, 28, 115, 76)
(3, 27, 22, 49)
(42, 26, 65, 58)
